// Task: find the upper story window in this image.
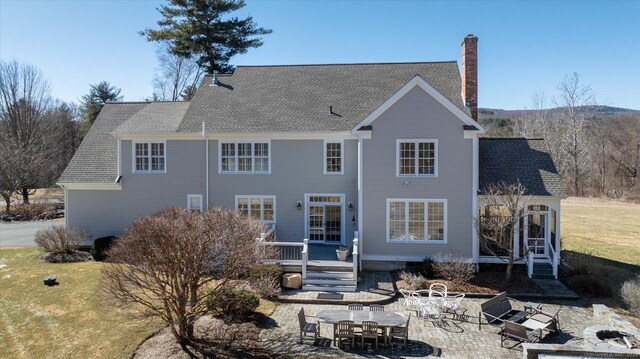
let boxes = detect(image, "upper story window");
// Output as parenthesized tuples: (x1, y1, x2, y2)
(396, 139, 438, 177)
(220, 141, 270, 174)
(235, 195, 275, 223)
(133, 141, 166, 173)
(324, 140, 343, 175)
(387, 199, 447, 243)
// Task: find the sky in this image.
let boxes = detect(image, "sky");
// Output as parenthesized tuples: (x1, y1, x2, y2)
(1, 0, 639, 110)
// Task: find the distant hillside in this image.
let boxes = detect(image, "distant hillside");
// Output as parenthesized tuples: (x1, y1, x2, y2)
(479, 105, 640, 122)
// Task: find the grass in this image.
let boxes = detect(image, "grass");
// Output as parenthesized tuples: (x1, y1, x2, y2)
(560, 197, 640, 321)
(0, 247, 160, 359)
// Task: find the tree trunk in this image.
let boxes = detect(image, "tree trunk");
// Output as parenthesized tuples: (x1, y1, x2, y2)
(2, 193, 10, 213)
(21, 187, 30, 204)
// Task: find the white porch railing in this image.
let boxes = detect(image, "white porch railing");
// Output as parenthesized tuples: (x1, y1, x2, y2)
(547, 238, 558, 279)
(302, 238, 308, 279)
(523, 240, 533, 278)
(256, 224, 305, 263)
(352, 231, 359, 281)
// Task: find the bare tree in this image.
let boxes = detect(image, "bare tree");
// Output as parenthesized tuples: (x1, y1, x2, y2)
(102, 207, 272, 343)
(151, 43, 203, 101)
(0, 61, 53, 204)
(477, 181, 529, 282)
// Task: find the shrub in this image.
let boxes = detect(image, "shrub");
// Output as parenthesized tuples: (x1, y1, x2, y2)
(250, 263, 284, 283)
(621, 275, 640, 315)
(208, 288, 260, 321)
(35, 225, 88, 254)
(91, 236, 117, 261)
(415, 257, 436, 278)
(433, 253, 475, 283)
(566, 274, 611, 297)
(9, 203, 54, 220)
(252, 275, 281, 298)
(399, 271, 429, 290)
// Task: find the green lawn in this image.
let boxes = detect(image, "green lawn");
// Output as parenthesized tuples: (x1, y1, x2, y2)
(0, 247, 160, 359)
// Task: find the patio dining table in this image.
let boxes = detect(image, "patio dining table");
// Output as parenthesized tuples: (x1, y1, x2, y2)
(317, 310, 408, 347)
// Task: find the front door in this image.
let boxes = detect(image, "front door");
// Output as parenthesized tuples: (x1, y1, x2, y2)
(306, 195, 344, 244)
(526, 211, 548, 258)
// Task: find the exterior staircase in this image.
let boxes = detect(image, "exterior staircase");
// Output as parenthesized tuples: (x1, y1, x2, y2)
(302, 261, 357, 292)
(531, 262, 555, 279)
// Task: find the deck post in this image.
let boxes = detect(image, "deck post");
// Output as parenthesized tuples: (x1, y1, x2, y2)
(302, 238, 308, 280)
(352, 234, 359, 283)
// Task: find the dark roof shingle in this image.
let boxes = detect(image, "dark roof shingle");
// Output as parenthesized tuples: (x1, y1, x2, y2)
(114, 101, 189, 133)
(479, 138, 566, 197)
(58, 103, 147, 183)
(179, 62, 467, 132)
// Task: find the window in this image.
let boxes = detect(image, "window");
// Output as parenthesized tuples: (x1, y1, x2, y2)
(386, 199, 447, 242)
(133, 141, 166, 173)
(235, 195, 275, 223)
(396, 139, 437, 177)
(324, 140, 343, 174)
(187, 194, 203, 212)
(219, 141, 270, 174)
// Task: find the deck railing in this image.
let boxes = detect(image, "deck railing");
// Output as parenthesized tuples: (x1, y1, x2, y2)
(302, 238, 308, 279)
(256, 224, 304, 263)
(523, 240, 533, 278)
(547, 237, 558, 279)
(352, 231, 359, 281)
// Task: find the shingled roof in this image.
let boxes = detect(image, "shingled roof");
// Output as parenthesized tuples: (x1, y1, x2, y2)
(58, 102, 147, 183)
(179, 62, 468, 132)
(114, 101, 189, 133)
(479, 138, 566, 197)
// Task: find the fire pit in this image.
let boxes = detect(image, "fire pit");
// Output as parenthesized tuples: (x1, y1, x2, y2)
(584, 325, 640, 352)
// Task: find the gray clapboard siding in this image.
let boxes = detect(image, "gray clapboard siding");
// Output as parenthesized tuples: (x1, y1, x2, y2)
(361, 86, 473, 260)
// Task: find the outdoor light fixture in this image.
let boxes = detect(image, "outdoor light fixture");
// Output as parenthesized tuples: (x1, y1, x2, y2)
(296, 201, 302, 210)
(348, 202, 353, 211)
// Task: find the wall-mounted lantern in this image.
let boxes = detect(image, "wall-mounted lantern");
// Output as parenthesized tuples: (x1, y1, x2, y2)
(296, 201, 302, 210)
(348, 202, 354, 212)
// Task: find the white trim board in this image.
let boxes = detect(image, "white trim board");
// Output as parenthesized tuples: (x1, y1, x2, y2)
(57, 183, 122, 190)
(352, 75, 486, 134)
(114, 131, 370, 140)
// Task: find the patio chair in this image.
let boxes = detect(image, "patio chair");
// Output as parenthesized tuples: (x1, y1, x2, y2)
(500, 321, 542, 348)
(442, 293, 466, 321)
(360, 321, 381, 349)
(335, 320, 355, 348)
(297, 308, 319, 343)
(479, 292, 531, 330)
(527, 307, 561, 332)
(369, 304, 385, 312)
(348, 303, 363, 311)
(399, 289, 417, 311)
(429, 283, 448, 299)
(389, 313, 411, 350)
(420, 298, 444, 325)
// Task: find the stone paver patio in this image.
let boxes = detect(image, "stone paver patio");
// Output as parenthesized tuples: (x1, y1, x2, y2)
(260, 298, 596, 358)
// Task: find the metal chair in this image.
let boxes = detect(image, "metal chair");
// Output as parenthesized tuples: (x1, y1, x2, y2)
(335, 320, 355, 348)
(443, 293, 466, 321)
(390, 313, 411, 350)
(360, 321, 381, 349)
(429, 282, 448, 299)
(500, 321, 542, 348)
(348, 303, 363, 311)
(297, 308, 319, 343)
(369, 304, 385, 311)
(399, 289, 419, 312)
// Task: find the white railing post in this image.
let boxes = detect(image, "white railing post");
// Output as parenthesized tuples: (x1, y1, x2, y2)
(552, 251, 558, 279)
(302, 238, 308, 280)
(352, 233, 359, 281)
(527, 251, 533, 278)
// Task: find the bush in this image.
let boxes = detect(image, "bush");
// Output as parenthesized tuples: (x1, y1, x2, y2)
(91, 236, 117, 261)
(566, 274, 611, 297)
(399, 271, 429, 290)
(250, 264, 284, 283)
(621, 275, 640, 315)
(9, 203, 54, 220)
(433, 253, 475, 283)
(251, 275, 281, 298)
(35, 225, 88, 254)
(415, 257, 436, 278)
(208, 288, 260, 321)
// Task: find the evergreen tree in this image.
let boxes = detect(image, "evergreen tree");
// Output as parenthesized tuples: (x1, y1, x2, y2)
(140, 0, 271, 74)
(79, 81, 122, 133)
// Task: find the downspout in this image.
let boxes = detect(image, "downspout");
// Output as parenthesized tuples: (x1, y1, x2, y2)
(202, 122, 209, 209)
(356, 134, 364, 269)
(471, 135, 479, 268)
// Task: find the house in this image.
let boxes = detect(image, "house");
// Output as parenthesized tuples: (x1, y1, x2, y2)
(58, 35, 565, 291)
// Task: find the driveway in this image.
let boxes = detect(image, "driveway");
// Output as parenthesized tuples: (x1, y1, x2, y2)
(0, 220, 62, 247)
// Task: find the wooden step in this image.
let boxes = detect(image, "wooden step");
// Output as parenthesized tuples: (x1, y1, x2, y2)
(302, 283, 357, 292)
(306, 270, 354, 279)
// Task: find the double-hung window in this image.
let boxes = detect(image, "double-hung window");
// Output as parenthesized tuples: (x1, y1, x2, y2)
(324, 140, 343, 175)
(235, 195, 275, 223)
(387, 199, 447, 243)
(396, 139, 437, 177)
(133, 141, 166, 173)
(220, 141, 270, 174)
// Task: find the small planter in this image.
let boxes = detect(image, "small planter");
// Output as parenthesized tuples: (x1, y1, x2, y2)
(336, 246, 349, 261)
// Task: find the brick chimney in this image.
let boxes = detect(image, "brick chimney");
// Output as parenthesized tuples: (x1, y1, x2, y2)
(461, 34, 478, 121)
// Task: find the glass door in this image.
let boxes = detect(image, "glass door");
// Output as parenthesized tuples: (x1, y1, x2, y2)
(324, 205, 342, 243)
(308, 205, 325, 242)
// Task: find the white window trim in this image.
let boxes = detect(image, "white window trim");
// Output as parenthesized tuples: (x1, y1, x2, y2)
(218, 140, 271, 174)
(323, 139, 344, 175)
(234, 195, 276, 223)
(187, 194, 203, 212)
(395, 139, 438, 177)
(131, 140, 167, 174)
(385, 198, 448, 244)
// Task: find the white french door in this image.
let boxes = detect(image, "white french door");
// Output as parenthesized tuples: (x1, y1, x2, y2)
(525, 209, 549, 258)
(305, 194, 344, 244)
